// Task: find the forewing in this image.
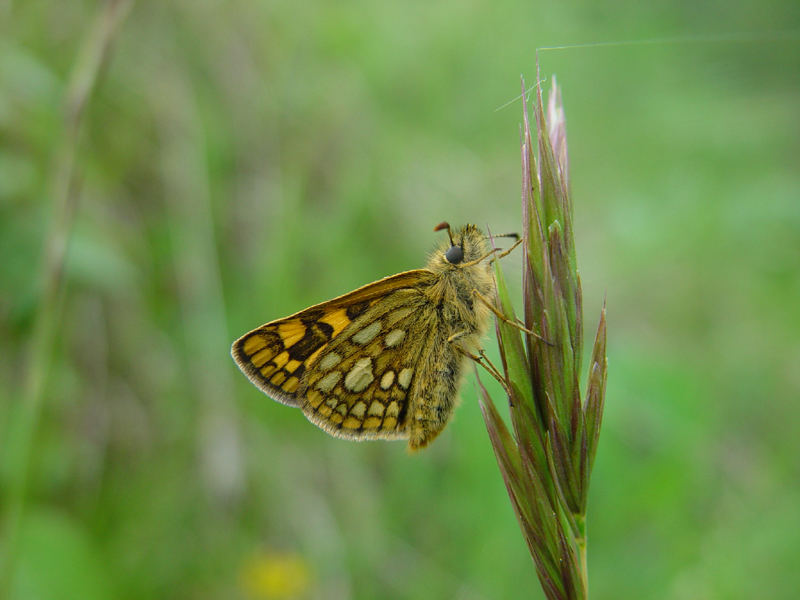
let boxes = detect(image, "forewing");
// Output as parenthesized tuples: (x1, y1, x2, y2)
(231, 270, 435, 409)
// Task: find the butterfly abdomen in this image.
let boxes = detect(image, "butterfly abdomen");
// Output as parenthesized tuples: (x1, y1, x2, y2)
(232, 223, 501, 451)
(406, 325, 464, 450)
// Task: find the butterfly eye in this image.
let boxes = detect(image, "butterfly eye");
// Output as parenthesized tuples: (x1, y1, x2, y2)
(445, 245, 464, 264)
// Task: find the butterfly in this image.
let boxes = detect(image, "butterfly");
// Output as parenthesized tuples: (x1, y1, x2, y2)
(231, 223, 516, 451)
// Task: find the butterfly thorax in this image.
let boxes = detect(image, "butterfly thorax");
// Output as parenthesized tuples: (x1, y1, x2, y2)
(424, 224, 494, 348)
(232, 223, 498, 451)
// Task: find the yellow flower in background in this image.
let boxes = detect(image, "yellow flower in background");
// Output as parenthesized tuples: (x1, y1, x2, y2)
(239, 551, 311, 600)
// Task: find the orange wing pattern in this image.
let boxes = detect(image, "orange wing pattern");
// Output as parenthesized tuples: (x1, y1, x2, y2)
(231, 270, 435, 410)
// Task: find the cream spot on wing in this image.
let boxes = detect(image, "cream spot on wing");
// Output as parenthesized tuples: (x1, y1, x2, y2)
(386, 401, 399, 418)
(386, 307, 413, 326)
(318, 352, 342, 370)
(350, 402, 367, 419)
(398, 368, 413, 389)
(317, 371, 341, 393)
(367, 401, 385, 417)
(384, 329, 406, 347)
(335, 404, 347, 416)
(380, 370, 395, 390)
(344, 357, 374, 392)
(352, 321, 382, 345)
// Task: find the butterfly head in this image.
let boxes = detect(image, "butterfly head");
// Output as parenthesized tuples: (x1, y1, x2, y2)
(430, 222, 490, 271)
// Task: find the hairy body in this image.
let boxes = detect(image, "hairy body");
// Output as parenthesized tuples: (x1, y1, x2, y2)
(232, 224, 495, 450)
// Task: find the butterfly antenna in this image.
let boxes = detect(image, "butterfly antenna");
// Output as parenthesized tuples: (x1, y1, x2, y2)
(434, 221, 456, 246)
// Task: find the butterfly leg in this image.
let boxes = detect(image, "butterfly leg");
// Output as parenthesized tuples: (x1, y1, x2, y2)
(488, 236, 523, 263)
(460, 237, 524, 269)
(472, 289, 551, 343)
(447, 332, 510, 392)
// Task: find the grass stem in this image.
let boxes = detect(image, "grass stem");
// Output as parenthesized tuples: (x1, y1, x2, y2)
(0, 2, 134, 597)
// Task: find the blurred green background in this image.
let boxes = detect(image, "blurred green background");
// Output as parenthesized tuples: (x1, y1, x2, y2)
(2, 1, 799, 598)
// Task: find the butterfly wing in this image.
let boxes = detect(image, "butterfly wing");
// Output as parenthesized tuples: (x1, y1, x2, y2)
(299, 286, 440, 441)
(231, 269, 436, 414)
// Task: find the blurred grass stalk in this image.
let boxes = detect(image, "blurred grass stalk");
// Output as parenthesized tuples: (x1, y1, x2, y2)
(476, 69, 607, 599)
(0, 1, 133, 597)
